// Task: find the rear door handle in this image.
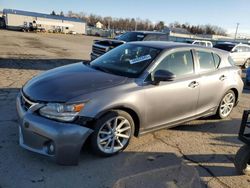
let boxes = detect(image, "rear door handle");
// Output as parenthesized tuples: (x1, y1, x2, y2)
(188, 81, 199, 88)
(219, 75, 227, 81)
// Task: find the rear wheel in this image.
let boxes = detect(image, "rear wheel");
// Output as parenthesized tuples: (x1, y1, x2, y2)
(234, 145, 250, 175)
(216, 90, 235, 119)
(244, 59, 250, 69)
(91, 110, 134, 157)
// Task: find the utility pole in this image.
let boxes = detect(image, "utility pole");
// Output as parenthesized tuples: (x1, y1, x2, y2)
(234, 23, 239, 40)
(108, 18, 111, 30)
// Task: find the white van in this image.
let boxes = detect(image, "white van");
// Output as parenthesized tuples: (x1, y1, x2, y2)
(192, 40, 213, 48)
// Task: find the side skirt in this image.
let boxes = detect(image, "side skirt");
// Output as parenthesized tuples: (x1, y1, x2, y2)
(138, 108, 217, 136)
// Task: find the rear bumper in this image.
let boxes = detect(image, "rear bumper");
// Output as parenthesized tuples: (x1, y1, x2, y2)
(16, 93, 93, 165)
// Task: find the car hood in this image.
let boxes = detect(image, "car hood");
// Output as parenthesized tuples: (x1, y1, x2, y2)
(23, 62, 127, 102)
(94, 39, 126, 47)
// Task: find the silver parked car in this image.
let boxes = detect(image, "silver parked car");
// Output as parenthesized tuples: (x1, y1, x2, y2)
(214, 43, 250, 69)
(16, 42, 243, 165)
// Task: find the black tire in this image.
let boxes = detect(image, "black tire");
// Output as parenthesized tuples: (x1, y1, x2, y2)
(216, 90, 235, 119)
(90, 110, 134, 157)
(244, 59, 250, 69)
(234, 145, 250, 175)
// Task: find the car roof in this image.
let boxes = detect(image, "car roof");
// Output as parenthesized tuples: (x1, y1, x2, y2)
(129, 41, 225, 53)
(215, 42, 236, 46)
(193, 40, 212, 43)
(215, 42, 250, 47)
(235, 43, 250, 47)
(129, 31, 166, 35)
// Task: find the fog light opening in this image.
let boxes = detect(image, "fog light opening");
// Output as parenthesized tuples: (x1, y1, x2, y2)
(46, 142, 55, 155)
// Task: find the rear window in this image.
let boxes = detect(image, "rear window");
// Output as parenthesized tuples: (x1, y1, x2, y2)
(143, 34, 158, 41)
(214, 44, 235, 52)
(117, 32, 145, 42)
(143, 34, 168, 41)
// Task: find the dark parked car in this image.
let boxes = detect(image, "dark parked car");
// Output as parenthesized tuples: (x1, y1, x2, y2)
(90, 31, 169, 60)
(246, 67, 250, 86)
(234, 110, 250, 175)
(17, 42, 243, 165)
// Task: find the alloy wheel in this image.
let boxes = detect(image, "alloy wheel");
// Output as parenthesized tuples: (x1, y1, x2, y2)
(97, 116, 132, 154)
(219, 92, 235, 117)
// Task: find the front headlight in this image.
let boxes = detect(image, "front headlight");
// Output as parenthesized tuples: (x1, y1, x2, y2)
(39, 103, 84, 122)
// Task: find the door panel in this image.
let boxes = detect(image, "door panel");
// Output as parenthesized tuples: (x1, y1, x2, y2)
(143, 49, 199, 129)
(144, 76, 200, 129)
(195, 50, 228, 114)
(196, 69, 228, 114)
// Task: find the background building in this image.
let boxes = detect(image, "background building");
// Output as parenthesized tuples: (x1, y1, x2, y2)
(3, 9, 86, 34)
(95, 21, 103, 29)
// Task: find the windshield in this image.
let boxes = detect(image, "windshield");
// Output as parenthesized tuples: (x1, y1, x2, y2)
(117, 32, 145, 42)
(90, 43, 162, 78)
(214, 44, 235, 52)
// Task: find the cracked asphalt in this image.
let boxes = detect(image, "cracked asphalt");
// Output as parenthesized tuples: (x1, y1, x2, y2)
(0, 30, 250, 188)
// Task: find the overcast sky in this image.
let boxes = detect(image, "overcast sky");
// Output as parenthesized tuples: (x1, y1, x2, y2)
(1, 0, 250, 34)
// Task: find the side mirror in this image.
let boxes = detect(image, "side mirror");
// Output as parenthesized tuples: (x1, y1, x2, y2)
(231, 49, 237, 53)
(153, 70, 176, 84)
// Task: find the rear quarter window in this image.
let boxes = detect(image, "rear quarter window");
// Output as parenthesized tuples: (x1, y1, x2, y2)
(212, 53, 221, 68)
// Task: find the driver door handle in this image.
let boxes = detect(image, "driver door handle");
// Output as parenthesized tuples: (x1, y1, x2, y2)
(188, 81, 199, 88)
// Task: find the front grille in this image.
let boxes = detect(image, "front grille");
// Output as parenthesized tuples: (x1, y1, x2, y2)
(20, 93, 36, 111)
(92, 45, 108, 56)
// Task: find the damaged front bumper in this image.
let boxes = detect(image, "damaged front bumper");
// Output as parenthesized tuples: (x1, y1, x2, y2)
(16, 93, 93, 165)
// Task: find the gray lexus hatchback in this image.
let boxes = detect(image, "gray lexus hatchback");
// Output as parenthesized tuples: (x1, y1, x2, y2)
(17, 42, 243, 165)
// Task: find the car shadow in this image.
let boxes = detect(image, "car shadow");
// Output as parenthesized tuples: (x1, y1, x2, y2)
(172, 118, 242, 135)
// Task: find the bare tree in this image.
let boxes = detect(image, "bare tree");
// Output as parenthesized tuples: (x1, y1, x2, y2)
(155, 21, 165, 31)
(60, 11, 64, 16)
(51, 10, 56, 16)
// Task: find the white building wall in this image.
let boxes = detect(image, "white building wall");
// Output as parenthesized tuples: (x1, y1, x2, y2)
(5, 13, 86, 34)
(63, 20, 86, 34)
(5, 13, 35, 28)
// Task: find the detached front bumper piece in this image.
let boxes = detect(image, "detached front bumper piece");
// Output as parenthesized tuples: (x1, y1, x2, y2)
(16, 93, 93, 165)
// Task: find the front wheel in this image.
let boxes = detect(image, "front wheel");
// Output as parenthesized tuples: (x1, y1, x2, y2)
(234, 145, 250, 175)
(216, 90, 235, 119)
(91, 110, 134, 157)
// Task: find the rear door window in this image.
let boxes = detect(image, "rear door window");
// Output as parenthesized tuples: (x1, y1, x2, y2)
(196, 51, 216, 72)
